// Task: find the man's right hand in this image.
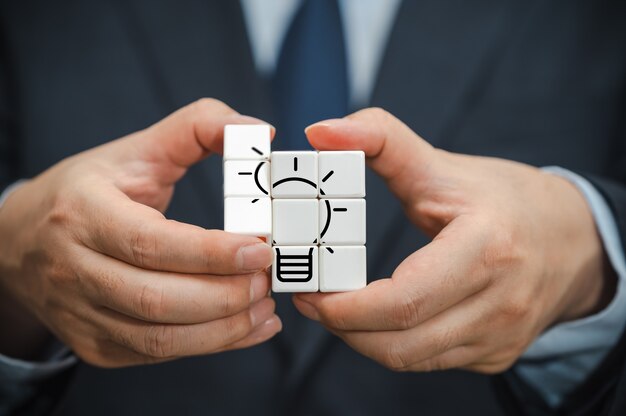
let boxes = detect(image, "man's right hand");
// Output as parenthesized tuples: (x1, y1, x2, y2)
(0, 98, 281, 367)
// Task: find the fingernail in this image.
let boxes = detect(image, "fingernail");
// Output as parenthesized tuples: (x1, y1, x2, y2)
(243, 316, 283, 344)
(293, 296, 321, 321)
(237, 243, 272, 272)
(304, 118, 344, 134)
(250, 272, 269, 302)
(249, 298, 274, 327)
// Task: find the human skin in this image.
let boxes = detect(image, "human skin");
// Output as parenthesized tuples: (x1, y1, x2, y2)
(0, 99, 281, 367)
(294, 108, 616, 374)
(0, 103, 614, 373)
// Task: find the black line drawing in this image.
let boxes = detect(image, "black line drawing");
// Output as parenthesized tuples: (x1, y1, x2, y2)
(275, 247, 314, 282)
(251, 146, 263, 156)
(320, 169, 335, 194)
(325, 247, 334, 253)
(272, 177, 317, 189)
(272, 156, 317, 192)
(254, 162, 268, 195)
(320, 200, 348, 242)
(238, 172, 252, 176)
(251, 198, 259, 203)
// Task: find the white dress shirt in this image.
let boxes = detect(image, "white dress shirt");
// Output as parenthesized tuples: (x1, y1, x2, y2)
(1, 0, 625, 411)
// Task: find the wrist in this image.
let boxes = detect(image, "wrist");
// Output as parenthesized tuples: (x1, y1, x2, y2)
(546, 174, 617, 323)
(0, 180, 51, 359)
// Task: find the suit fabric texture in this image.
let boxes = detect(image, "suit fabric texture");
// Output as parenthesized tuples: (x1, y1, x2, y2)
(0, 1, 625, 415)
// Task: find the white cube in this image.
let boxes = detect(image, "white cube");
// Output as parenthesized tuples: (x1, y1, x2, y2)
(319, 199, 366, 245)
(318, 151, 365, 198)
(224, 197, 272, 242)
(272, 246, 319, 292)
(272, 199, 318, 245)
(319, 246, 367, 292)
(271, 151, 318, 198)
(224, 160, 270, 197)
(223, 125, 271, 160)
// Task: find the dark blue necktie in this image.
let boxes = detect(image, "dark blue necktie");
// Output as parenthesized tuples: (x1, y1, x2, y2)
(270, 0, 349, 354)
(272, 0, 349, 150)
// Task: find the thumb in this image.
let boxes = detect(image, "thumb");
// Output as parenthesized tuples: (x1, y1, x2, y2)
(305, 108, 438, 204)
(131, 98, 273, 171)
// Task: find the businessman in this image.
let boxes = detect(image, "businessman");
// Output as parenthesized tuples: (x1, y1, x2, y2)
(1, 1, 625, 415)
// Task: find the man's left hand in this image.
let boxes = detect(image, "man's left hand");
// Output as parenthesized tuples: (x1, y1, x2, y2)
(293, 108, 615, 373)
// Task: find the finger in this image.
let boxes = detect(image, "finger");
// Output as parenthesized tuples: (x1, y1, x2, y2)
(79, 250, 271, 324)
(80, 188, 272, 274)
(405, 345, 478, 372)
(90, 316, 282, 368)
(328, 294, 488, 371)
(88, 311, 282, 368)
(100, 297, 278, 359)
(294, 218, 491, 331)
(135, 98, 274, 172)
(305, 108, 438, 202)
(79, 338, 172, 369)
(215, 315, 283, 352)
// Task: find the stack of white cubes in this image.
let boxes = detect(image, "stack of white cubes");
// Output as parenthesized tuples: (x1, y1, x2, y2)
(223, 125, 366, 293)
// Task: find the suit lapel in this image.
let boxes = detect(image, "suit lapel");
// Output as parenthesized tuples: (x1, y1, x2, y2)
(121, 0, 268, 114)
(366, 0, 529, 273)
(117, 0, 271, 221)
(372, 0, 526, 146)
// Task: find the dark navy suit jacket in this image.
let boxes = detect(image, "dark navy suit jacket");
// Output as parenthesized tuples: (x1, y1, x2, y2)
(1, 1, 625, 415)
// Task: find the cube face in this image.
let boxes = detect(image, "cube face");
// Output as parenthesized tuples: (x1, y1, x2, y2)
(224, 197, 271, 242)
(271, 151, 318, 198)
(319, 199, 366, 245)
(224, 160, 270, 197)
(272, 199, 318, 245)
(319, 246, 367, 292)
(223, 125, 367, 294)
(272, 246, 319, 292)
(318, 151, 365, 198)
(223, 125, 271, 160)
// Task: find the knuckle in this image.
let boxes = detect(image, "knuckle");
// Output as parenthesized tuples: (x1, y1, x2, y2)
(316, 301, 348, 329)
(364, 107, 393, 122)
(215, 284, 249, 317)
(482, 222, 525, 276)
(111, 327, 136, 352)
(45, 255, 73, 286)
(142, 325, 177, 358)
(129, 225, 159, 268)
(381, 342, 411, 372)
(46, 200, 72, 228)
(386, 293, 421, 329)
(500, 296, 531, 321)
(416, 357, 447, 373)
(76, 349, 108, 368)
(473, 360, 515, 375)
(221, 313, 253, 344)
(133, 283, 168, 320)
(74, 340, 118, 369)
(191, 98, 230, 115)
(474, 342, 526, 375)
(347, 107, 395, 125)
(506, 337, 530, 361)
(430, 327, 457, 355)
